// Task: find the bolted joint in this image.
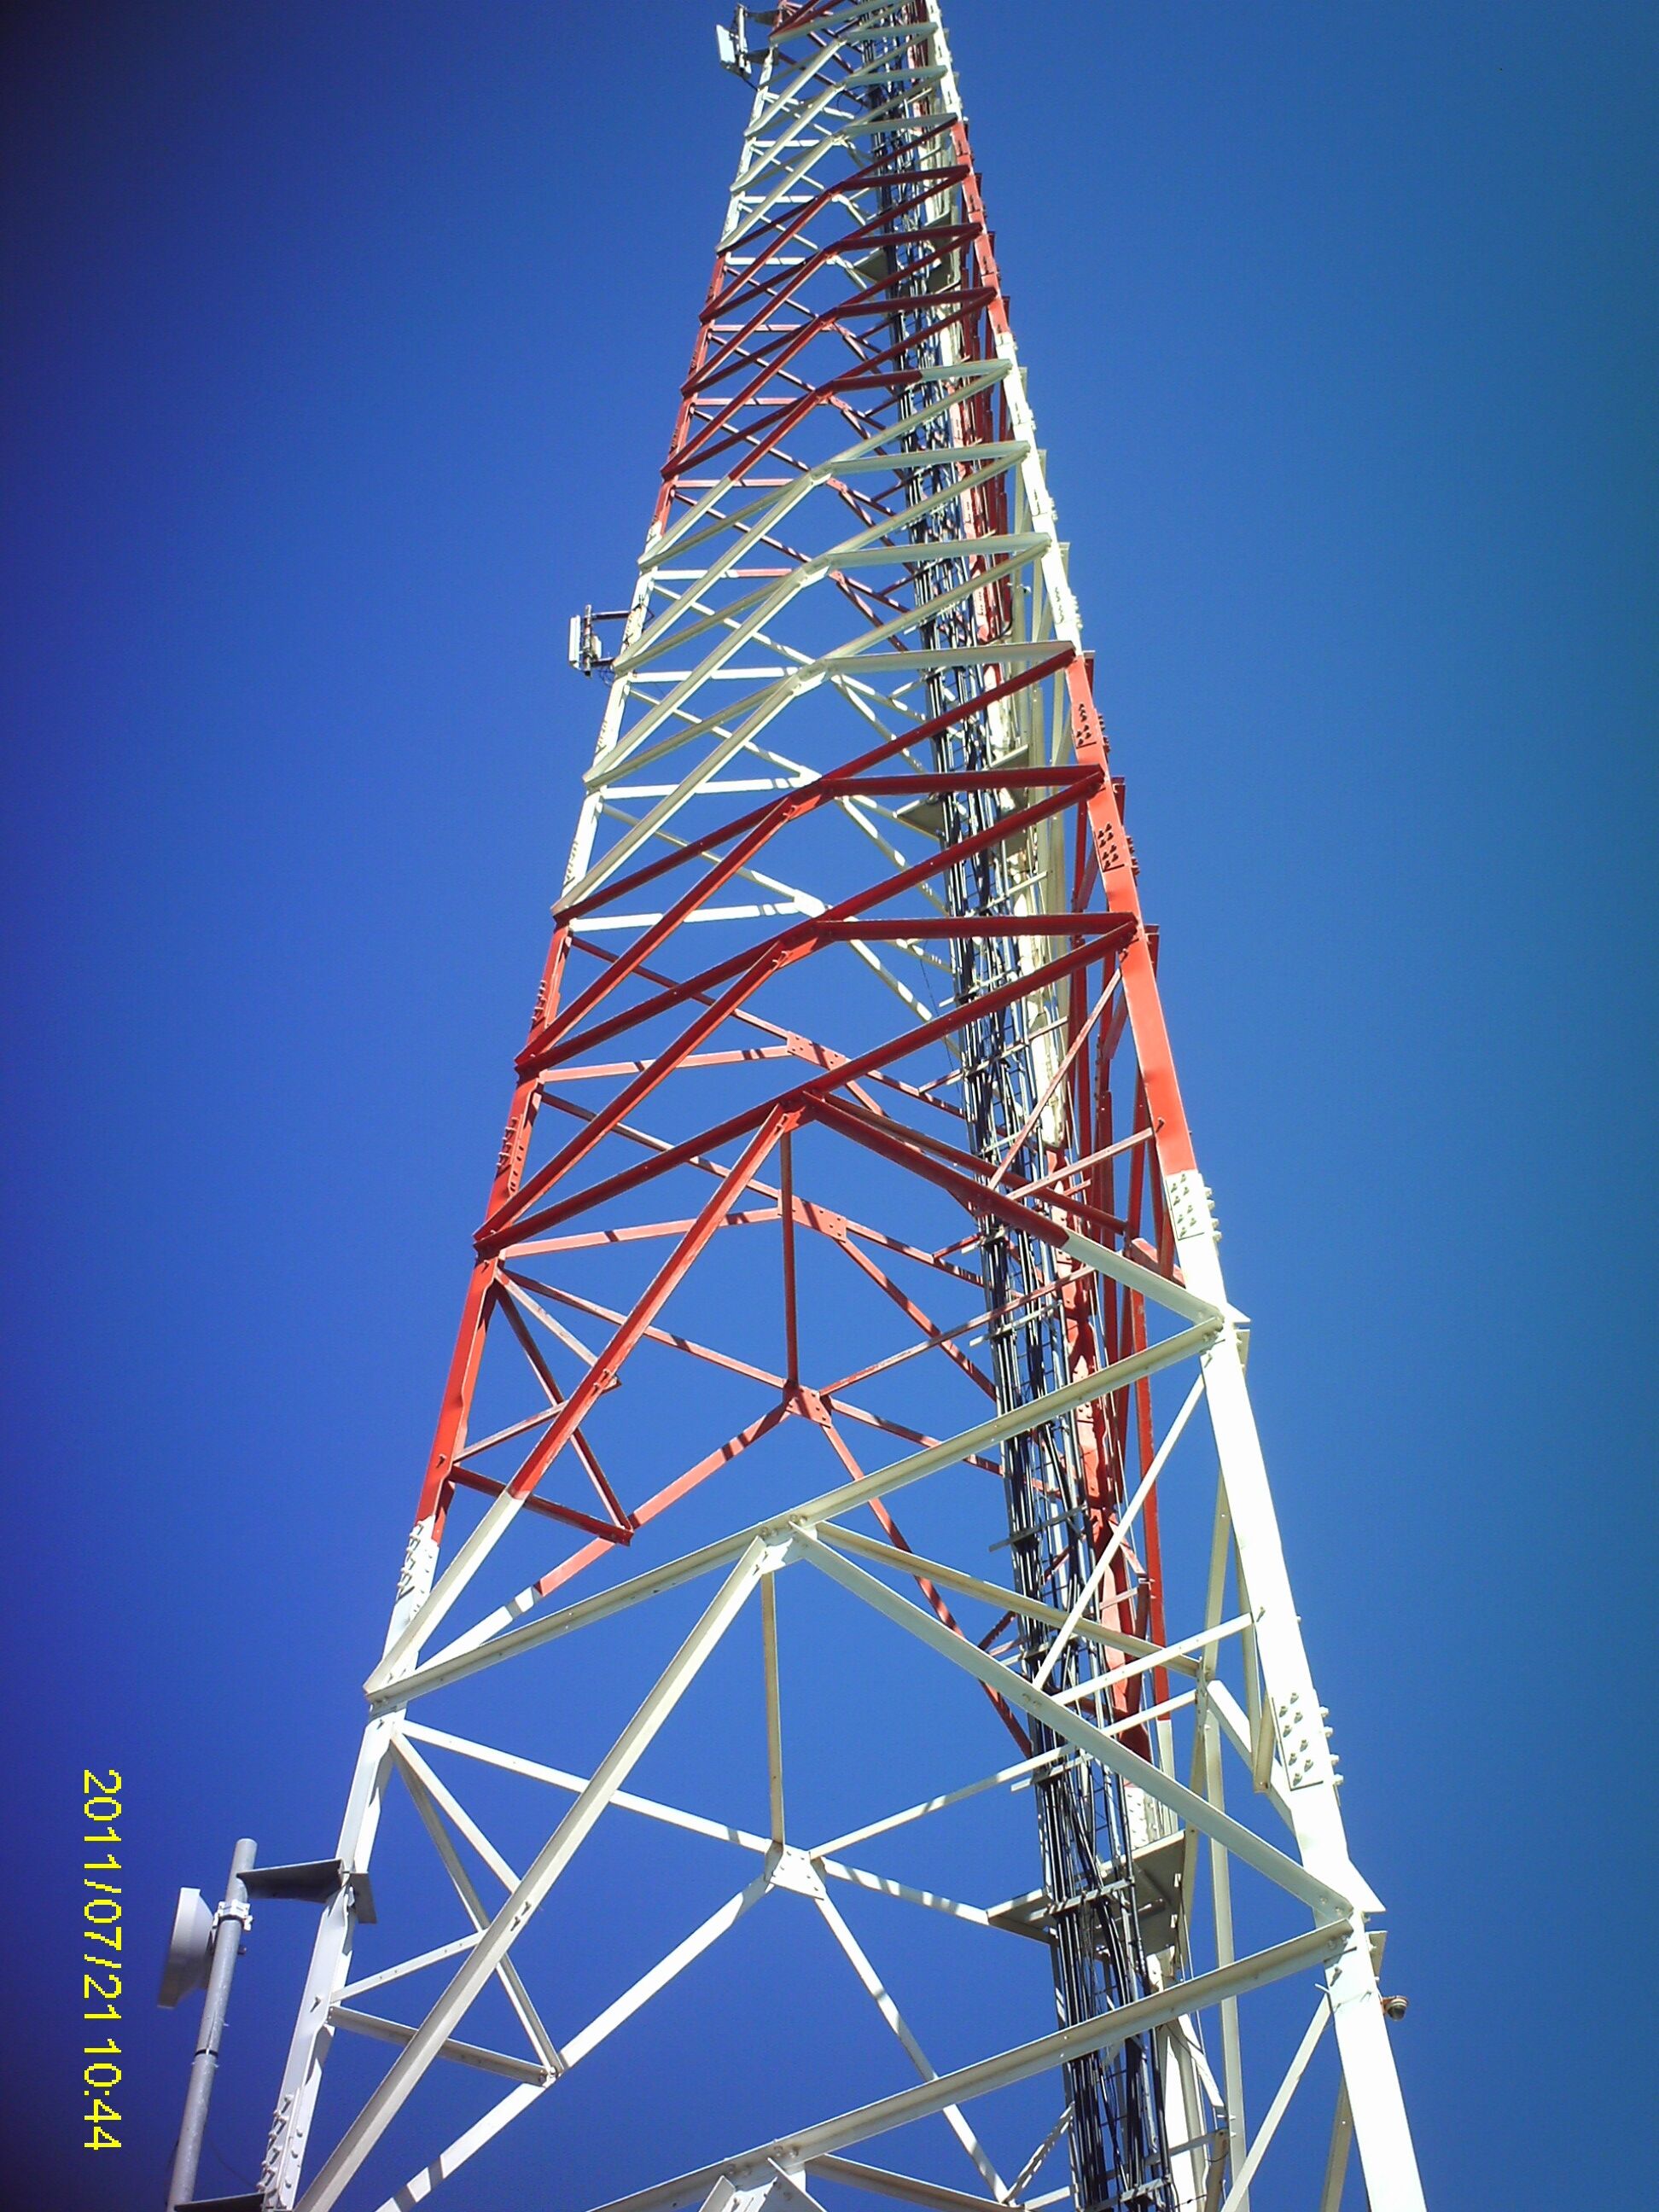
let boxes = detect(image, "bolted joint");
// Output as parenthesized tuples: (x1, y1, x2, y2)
(1165, 1168, 1220, 1247)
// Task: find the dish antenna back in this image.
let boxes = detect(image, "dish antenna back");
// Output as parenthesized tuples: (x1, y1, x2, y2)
(157, 1885, 215, 2010)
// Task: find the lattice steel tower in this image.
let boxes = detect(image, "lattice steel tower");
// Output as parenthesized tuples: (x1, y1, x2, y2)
(246, 8, 1426, 2209)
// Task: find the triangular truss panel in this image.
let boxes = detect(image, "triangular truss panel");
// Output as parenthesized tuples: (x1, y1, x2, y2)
(253, 8, 1426, 2211)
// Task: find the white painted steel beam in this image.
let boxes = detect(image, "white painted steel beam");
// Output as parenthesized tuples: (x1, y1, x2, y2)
(580, 1924, 1349, 2212)
(294, 1544, 770, 2212)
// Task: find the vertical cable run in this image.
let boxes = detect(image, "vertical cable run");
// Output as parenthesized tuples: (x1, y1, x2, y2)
(850, 7, 1178, 2203)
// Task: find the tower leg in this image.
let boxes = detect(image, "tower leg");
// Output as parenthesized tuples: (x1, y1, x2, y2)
(1175, 1196, 1424, 2212)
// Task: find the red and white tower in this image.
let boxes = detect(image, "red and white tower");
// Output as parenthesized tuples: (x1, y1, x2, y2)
(249, 8, 1426, 2209)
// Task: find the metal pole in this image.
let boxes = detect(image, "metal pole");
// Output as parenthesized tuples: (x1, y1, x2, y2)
(167, 1837, 256, 2211)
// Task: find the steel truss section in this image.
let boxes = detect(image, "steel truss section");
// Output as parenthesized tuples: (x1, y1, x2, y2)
(254, 8, 1426, 2211)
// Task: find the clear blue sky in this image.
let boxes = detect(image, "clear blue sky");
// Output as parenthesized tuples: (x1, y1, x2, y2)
(3, 3, 1654, 2206)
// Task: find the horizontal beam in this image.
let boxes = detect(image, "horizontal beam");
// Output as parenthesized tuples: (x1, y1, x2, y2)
(327, 2006, 550, 2087)
(581, 1924, 1351, 2212)
(375, 1319, 1221, 1708)
(803, 2157, 1004, 2212)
